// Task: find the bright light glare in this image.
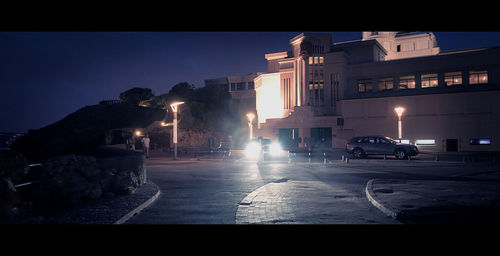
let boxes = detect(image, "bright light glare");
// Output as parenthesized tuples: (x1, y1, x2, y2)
(245, 142, 261, 159)
(269, 143, 283, 156)
(394, 107, 405, 117)
(246, 113, 255, 121)
(255, 73, 284, 124)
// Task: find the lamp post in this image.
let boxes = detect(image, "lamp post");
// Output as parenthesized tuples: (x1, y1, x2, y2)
(246, 113, 255, 140)
(394, 106, 405, 139)
(170, 102, 184, 160)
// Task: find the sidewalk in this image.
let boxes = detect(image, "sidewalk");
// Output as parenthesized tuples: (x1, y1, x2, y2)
(365, 172, 500, 224)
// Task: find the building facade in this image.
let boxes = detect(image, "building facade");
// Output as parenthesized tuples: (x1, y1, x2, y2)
(205, 73, 263, 148)
(205, 72, 262, 115)
(254, 32, 500, 152)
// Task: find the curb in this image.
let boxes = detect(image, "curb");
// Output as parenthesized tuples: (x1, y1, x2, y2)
(365, 179, 398, 219)
(114, 185, 161, 225)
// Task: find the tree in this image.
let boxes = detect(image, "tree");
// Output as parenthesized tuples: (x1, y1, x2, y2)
(119, 87, 154, 106)
(168, 82, 196, 103)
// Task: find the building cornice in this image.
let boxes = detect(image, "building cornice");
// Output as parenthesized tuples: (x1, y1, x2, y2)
(265, 52, 289, 60)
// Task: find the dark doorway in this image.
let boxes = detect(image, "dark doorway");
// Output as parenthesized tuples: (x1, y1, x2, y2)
(310, 127, 332, 148)
(279, 128, 299, 149)
(446, 139, 458, 152)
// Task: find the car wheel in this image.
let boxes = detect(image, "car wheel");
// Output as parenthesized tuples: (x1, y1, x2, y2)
(353, 148, 364, 158)
(394, 150, 406, 159)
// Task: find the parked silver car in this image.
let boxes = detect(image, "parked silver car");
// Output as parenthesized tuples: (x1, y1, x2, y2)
(346, 136, 419, 159)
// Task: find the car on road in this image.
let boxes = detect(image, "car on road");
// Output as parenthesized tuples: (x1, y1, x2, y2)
(346, 136, 419, 159)
(244, 137, 286, 161)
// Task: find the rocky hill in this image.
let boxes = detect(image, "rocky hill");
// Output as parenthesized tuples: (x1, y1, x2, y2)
(10, 102, 166, 163)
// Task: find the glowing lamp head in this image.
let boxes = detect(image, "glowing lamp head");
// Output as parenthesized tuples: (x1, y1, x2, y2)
(170, 102, 184, 113)
(135, 130, 142, 136)
(394, 107, 405, 117)
(246, 113, 255, 122)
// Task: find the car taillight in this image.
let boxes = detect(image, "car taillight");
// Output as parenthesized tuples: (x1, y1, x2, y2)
(346, 143, 349, 148)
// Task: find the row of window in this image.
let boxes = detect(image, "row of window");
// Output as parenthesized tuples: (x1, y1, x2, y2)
(358, 70, 488, 93)
(309, 57, 325, 106)
(230, 81, 254, 91)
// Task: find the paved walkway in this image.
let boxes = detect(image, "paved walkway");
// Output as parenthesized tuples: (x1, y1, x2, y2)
(365, 171, 500, 224)
(235, 179, 399, 224)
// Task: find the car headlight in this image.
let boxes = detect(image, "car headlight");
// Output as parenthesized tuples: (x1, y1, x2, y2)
(245, 142, 261, 159)
(269, 143, 283, 156)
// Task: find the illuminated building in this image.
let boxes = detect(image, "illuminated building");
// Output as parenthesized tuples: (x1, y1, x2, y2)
(253, 32, 500, 152)
(205, 72, 262, 117)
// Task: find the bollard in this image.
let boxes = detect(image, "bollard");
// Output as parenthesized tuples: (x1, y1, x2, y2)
(288, 151, 291, 164)
(435, 155, 439, 161)
(308, 152, 311, 164)
(341, 155, 345, 161)
(323, 152, 326, 165)
(294, 153, 297, 165)
(345, 157, 349, 163)
(384, 154, 387, 160)
(408, 155, 411, 161)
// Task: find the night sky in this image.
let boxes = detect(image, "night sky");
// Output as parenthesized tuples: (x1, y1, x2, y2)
(2, 31, 500, 133)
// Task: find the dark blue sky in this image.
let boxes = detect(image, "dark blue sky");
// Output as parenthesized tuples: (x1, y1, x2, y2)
(2, 31, 500, 133)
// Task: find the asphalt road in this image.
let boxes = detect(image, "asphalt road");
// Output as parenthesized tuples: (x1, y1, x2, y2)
(123, 155, 499, 225)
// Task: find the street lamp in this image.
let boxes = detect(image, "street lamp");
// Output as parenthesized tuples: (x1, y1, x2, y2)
(394, 106, 405, 139)
(246, 113, 255, 140)
(170, 101, 184, 160)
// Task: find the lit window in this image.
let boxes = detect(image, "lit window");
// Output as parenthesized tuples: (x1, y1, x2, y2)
(314, 57, 318, 64)
(415, 139, 436, 146)
(470, 138, 491, 145)
(445, 72, 462, 86)
(399, 76, 415, 89)
(319, 57, 324, 64)
(421, 74, 438, 88)
(469, 70, 488, 84)
(358, 80, 373, 93)
(378, 78, 393, 91)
